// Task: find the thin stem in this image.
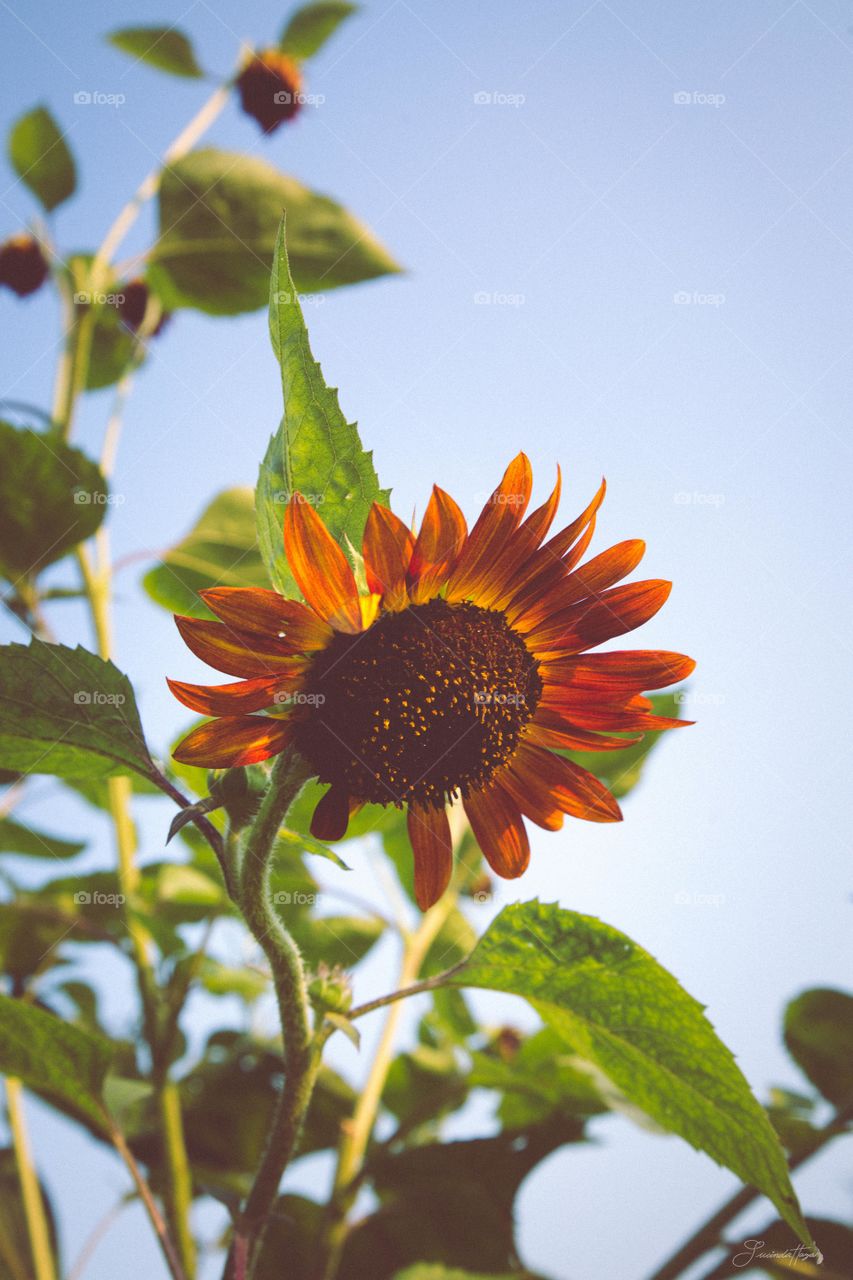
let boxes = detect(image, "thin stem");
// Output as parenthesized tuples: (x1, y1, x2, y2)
(347, 962, 467, 1021)
(4, 1078, 56, 1280)
(646, 1101, 853, 1280)
(227, 750, 318, 1278)
(108, 1121, 187, 1280)
(65, 1200, 125, 1280)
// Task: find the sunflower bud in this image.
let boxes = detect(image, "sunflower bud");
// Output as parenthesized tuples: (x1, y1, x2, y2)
(0, 234, 49, 297)
(206, 764, 269, 831)
(308, 964, 353, 1015)
(494, 1025, 524, 1062)
(118, 278, 170, 336)
(236, 50, 304, 134)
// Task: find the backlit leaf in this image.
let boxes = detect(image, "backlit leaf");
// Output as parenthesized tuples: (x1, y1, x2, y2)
(108, 27, 203, 77)
(280, 1, 358, 58)
(8, 105, 76, 211)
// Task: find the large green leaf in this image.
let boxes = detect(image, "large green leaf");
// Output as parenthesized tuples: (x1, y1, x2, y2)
(0, 995, 112, 1131)
(0, 816, 84, 860)
(784, 988, 853, 1107)
(149, 148, 400, 316)
(107, 27, 203, 77)
(0, 641, 155, 781)
(257, 218, 389, 591)
(446, 901, 812, 1249)
(280, 1, 358, 58)
(7, 105, 76, 211)
(0, 422, 107, 585)
(565, 691, 683, 799)
(143, 488, 270, 617)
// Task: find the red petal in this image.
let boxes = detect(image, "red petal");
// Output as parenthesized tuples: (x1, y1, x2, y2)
(407, 485, 468, 603)
(201, 588, 332, 651)
(498, 762, 564, 831)
(464, 784, 530, 878)
(515, 539, 646, 632)
(528, 580, 673, 656)
(175, 615, 307, 678)
(362, 503, 415, 610)
(173, 716, 292, 767)
(167, 673, 300, 716)
(480, 466, 563, 609)
(525, 720, 643, 752)
(445, 453, 533, 602)
(310, 786, 352, 842)
(541, 650, 696, 692)
(512, 743, 622, 823)
(283, 495, 361, 633)
(407, 804, 453, 910)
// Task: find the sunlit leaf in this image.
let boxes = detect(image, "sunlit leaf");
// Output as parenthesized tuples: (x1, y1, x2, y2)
(8, 105, 76, 211)
(107, 26, 203, 77)
(280, 1, 357, 58)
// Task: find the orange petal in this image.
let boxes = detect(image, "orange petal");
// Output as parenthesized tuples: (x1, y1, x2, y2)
(201, 588, 332, 651)
(167, 673, 300, 716)
(527, 580, 673, 656)
(445, 453, 533, 602)
(175, 615, 307, 678)
(407, 804, 453, 910)
(498, 761, 564, 831)
(407, 486, 468, 604)
(310, 785, 351, 842)
(362, 503, 415, 610)
(544, 477, 607, 564)
(283, 495, 362, 633)
(541, 650, 696, 692)
(479, 466, 563, 610)
(512, 743, 622, 823)
(525, 719, 643, 752)
(514, 540, 646, 632)
(503, 486, 604, 624)
(173, 716, 292, 767)
(464, 784, 530, 879)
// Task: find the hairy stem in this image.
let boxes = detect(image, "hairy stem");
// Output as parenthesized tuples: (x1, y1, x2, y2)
(228, 750, 319, 1278)
(4, 1077, 56, 1280)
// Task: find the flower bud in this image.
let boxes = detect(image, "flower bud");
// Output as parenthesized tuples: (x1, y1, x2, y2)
(118, 278, 170, 336)
(308, 964, 353, 1015)
(236, 50, 304, 134)
(0, 234, 49, 297)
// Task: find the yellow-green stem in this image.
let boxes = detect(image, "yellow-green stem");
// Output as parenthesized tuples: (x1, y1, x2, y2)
(4, 1077, 56, 1280)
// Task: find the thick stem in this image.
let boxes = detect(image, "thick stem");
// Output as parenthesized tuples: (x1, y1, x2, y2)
(646, 1101, 853, 1280)
(227, 750, 318, 1278)
(4, 1078, 56, 1280)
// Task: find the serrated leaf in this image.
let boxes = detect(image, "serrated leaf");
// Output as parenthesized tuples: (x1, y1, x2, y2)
(0, 421, 107, 585)
(108, 27, 203, 77)
(280, 1, 358, 58)
(143, 488, 269, 617)
(8, 105, 76, 211)
(149, 148, 401, 315)
(0, 640, 155, 781)
(0, 816, 84, 860)
(257, 218, 389, 591)
(447, 900, 812, 1250)
(0, 994, 112, 1131)
(784, 988, 853, 1107)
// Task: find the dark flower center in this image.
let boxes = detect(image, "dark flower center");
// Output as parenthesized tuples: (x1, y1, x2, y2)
(293, 599, 542, 808)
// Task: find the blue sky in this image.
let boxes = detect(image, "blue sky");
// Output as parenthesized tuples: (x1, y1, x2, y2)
(1, 1, 851, 1277)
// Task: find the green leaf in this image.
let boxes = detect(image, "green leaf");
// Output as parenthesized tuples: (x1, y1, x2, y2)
(565, 691, 683, 799)
(0, 1147, 60, 1279)
(447, 901, 813, 1249)
(280, 1, 358, 58)
(784, 988, 853, 1107)
(143, 487, 270, 617)
(286, 913, 384, 970)
(65, 254, 142, 392)
(0, 640, 155, 781)
(254, 1195, 326, 1280)
(149, 148, 401, 315)
(393, 1270, 520, 1280)
(107, 27, 203, 77)
(0, 816, 84, 860)
(0, 994, 112, 1131)
(469, 1026, 606, 1130)
(198, 959, 268, 1003)
(276, 826, 351, 870)
(8, 105, 76, 211)
(0, 422, 107, 585)
(257, 218, 389, 592)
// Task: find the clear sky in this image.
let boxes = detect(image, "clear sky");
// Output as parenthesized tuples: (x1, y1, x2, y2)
(1, 2, 851, 1278)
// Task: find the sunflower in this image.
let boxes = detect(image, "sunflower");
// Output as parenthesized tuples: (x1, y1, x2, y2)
(170, 455, 694, 909)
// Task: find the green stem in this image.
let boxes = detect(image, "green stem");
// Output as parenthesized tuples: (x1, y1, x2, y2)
(228, 750, 319, 1278)
(4, 1078, 56, 1280)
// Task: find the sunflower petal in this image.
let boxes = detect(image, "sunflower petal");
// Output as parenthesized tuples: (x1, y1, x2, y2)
(499, 761, 564, 831)
(201, 588, 332, 651)
(407, 486, 468, 603)
(167, 673, 299, 716)
(541, 650, 696, 692)
(464, 784, 530, 878)
(513, 743, 622, 822)
(175, 616, 307, 678)
(527, 580, 673, 656)
(283, 495, 362, 632)
(173, 716, 291, 767)
(445, 453, 533, 602)
(310, 785, 352, 842)
(362, 503, 415, 609)
(478, 466, 563, 609)
(525, 719, 644, 752)
(407, 804, 453, 910)
(514, 539, 646, 631)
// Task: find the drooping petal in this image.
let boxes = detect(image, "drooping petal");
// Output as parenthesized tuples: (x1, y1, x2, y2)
(527, 580, 673, 656)
(498, 760, 565, 831)
(201, 588, 332, 651)
(513, 539, 646, 631)
(174, 616, 307, 678)
(525, 719, 643, 752)
(407, 804, 453, 910)
(445, 453, 533, 602)
(283, 495, 362, 632)
(540, 650, 696, 692)
(310, 785, 352, 842)
(173, 715, 292, 767)
(478, 466, 562, 609)
(464, 784, 530, 879)
(167, 672, 300, 716)
(362, 503, 415, 610)
(407, 485, 468, 603)
(512, 743, 622, 823)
